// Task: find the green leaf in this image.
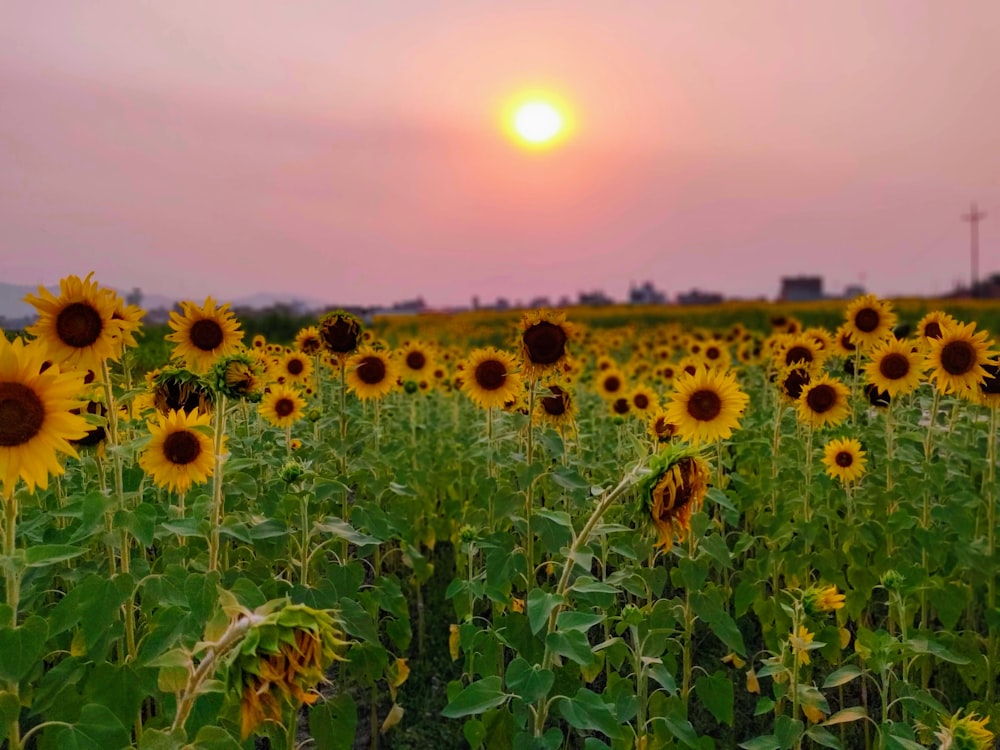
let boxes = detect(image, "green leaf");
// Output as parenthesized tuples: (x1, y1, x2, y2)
(555, 688, 623, 739)
(804, 727, 842, 749)
(822, 665, 862, 689)
(551, 466, 590, 491)
(546, 630, 596, 665)
(337, 598, 380, 643)
(656, 715, 702, 749)
(0, 616, 48, 682)
(0, 691, 20, 741)
(902, 638, 969, 664)
(309, 692, 357, 750)
(700, 533, 732, 569)
(822, 707, 867, 726)
(691, 592, 746, 656)
(739, 738, 781, 750)
(127, 503, 158, 547)
(555, 611, 604, 633)
(314, 518, 381, 546)
(24, 544, 86, 567)
(526, 588, 563, 635)
(695, 671, 733, 727)
(774, 716, 803, 750)
(441, 676, 508, 719)
(45, 704, 130, 750)
(505, 658, 554, 703)
(463, 719, 486, 749)
(137, 727, 187, 750)
(189, 725, 243, 749)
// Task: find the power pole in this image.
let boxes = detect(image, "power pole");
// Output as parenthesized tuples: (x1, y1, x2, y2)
(962, 202, 987, 297)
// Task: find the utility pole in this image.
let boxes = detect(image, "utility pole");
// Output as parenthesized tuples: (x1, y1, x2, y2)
(962, 202, 987, 297)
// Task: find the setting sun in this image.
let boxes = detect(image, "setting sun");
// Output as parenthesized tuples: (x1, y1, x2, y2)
(504, 93, 573, 149)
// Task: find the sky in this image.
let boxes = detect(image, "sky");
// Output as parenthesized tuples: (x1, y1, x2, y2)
(1, 1, 999, 308)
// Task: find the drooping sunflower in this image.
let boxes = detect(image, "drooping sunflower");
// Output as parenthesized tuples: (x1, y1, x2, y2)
(210, 353, 264, 402)
(152, 367, 214, 415)
(276, 351, 313, 387)
(259, 385, 307, 428)
(647, 409, 677, 443)
(345, 348, 399, 401)
(663, 367, 749, 444)
(294, 326, 323, 355)
(518, 310, 573, 380)
(925, 321, 994, 395)
(24, 272, 125, 370)
(797, 375, 851, 429)
(914, 310, 956, 349)
(640, 446, 710, 549)
(461, 347, 522, 409)
(166, 298, 244, 373)
(864, 338, 925, 397)
(930, 711, 994, 750)
(0, 336, 90, 496)
(597, 368, 627, 400)
(534, 384, 576, 428)
(138, 408, 217, 494)
(318, 310, 363, 361)
(843, 294, 897, 350)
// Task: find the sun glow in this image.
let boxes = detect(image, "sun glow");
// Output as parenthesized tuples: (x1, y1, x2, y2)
(504, 92, 573, 149)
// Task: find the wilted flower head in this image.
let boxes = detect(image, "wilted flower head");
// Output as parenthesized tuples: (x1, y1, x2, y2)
(318, 310, 363, 359)
(210, 352, 264, 402)
(151, 366, 214, 416)
(638, 445, 711, 549)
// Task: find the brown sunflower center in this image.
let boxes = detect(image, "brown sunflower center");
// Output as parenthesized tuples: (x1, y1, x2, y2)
(163, 430, 202, 465)
(782, 369, 810, 400)
(189, 319, 224, 352)
(357, 356, 386, 385)
(924, 322, 943, 339)
(541, 387, 567, 416)
(839, 332, 856, 351)
(613, 397, 630, 415)
(980, 364, 1000, 395)
(784, 346, 813, 366)
(940, 340, 975, 376)
(683, 364, 698, 376)
(522, 321, 567, 365)
(687, 389, 722, 421)
(654, 418, 675, 439)
(0, 382, 46, 447)
(56, 302, 104, 348)
(835, 451, 854, 468)
(878, 352, 910, 381)
(275, 398, 296, 418)
(72, 401, 107, 447)
(805, 384, 836, 414)
(406, 351, 426, 371)
(603, 375, 621, 393)
(474, 359, 507, 391)
(633, 393, 650, 409)
(854, 308, 880, 333)
(286, 358, 305, 376)
(321, 316, 360, 354)
(299, 337, 321, 355)
(705, 347, 720, 360)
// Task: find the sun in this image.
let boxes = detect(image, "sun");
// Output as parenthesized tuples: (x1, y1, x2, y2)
(504, 92, 572, 149)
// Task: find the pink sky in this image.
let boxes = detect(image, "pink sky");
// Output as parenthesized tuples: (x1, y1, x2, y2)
(1, 2, 998, 307)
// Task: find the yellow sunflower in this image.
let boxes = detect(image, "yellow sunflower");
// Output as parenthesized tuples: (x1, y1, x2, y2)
(259, 385, 307, 428)
(138, 408, 217, 494)
(777, 366, 813, 404)
(345, 348, 399, 401)
(24, 272, 125, 370)
(700, 340, 732, 369)
(915, 310, 956, 349)
(294, 326, 323, 355)
(518, 310, 573, 380)
(597, 368, 627, 400)
(797, 375, 851, 429)
(276, 351, 313, 387)
(774, 333, 827, 371)
(166, 298, 244, 373)
(975, 361, 1000, 408)
(832, 325, 857, 357)
(925, 321, 994, 395)
(823, 438, 868, 481)
(109, 295, 145, 352)
(399, 341, 434, 380)
(629, 384, 659, 414)
(534, 384, 576, 428)
(790, 626, 815, 666)
(864, 338, 925, 397)
(609, 396, 631, 418)
(843, 294, 897, 350)
(647, 410, 677, 443)
(0, 336, 90, 496)
(461, 348, 522, 409)
(663, 367, 749, 444)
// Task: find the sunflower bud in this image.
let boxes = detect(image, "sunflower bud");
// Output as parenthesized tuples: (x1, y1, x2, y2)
(638, 446, 711, 550)
(881, 569, 904, 591)
(279, 460, 306, 484)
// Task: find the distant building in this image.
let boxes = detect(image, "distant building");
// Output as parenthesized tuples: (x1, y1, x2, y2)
(629, 281, 667, 305)
(842, 284, 866, 300)
(578, 290, 613, 306)
(677, 289, 724, 306)
(779, 276, 823, 302)
(528, 296, 551, 309)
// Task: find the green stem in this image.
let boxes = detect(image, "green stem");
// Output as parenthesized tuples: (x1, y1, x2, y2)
(300, 493, 310, 588)
(525, 386, 537, 588)
(987, 406, 998, 702)
(208, 395, 229, 573)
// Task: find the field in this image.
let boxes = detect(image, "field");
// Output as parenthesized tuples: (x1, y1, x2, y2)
(1, 276, 999, 750)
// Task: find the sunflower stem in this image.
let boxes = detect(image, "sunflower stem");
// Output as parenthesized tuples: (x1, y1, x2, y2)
(300, 493, 310, 588)
(208, 394, 229, 573)
(524, 386, 537, 588)
(986, 405, 998, 703)
(2, 487, 22, 750)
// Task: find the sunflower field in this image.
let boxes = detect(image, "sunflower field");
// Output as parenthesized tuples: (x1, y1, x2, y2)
(1, 273, 1000, 750)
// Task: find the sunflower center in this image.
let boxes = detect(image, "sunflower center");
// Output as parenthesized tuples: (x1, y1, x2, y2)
(406, 351, 426, 371)
(980, 364, 1000, 395)
(839, 332, 856, 351)
(0, 382, 46, 447)
(878, 352, 910, 381)
(613, 397, 630, 415)
(603, 376, 621, 393)
(275, 398, 296, 418)
(806, 384, 836, 414)
(835, 451, 854, 468)
(299, 337, 321, 355)
(285, 358, 304, 376)
(474, 359, 507, 391)
(522, 321, 567, 365)
(321, 317, 360, 354)
(783, 369, 810, 400)
(541, 387, 567, 416)
(785, 346, 813, 366)
(940, 341, 975, 376)
(634, 393, 649, 409)
(654, 418, 675, 438)
(357, 356, 386, 385)
(706, 347, 720, 360)
(56, 302, 104, 348)
(854, 309, 880, 333)
(163, 430, 202, 465)
(687, 389, 722, 421)
(683, 364, 697, 376)
(189, 319, 224, 352)
(924, 322, 943, 339)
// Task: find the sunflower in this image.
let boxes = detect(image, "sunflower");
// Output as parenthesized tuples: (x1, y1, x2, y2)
(345, 348, 399, 401)
(915, 310, 956, 349)
(519, 310, 573, 380)
(777, 366, 812, 404)
(109, 295, 145, 352)
(774, 333, 826, 370)
(166, 297, 244, 373)
(138, 408, 217, 494)
(663, 367, 749, 444)
(597, 368, 627, 400)
(210, 353, 264, 402)
(276, 351, 313, 387)
(610, 396, 631, 417)
(676, 355, 702, 378)
(70, 400, 108, 448)
(24, 272, 125, 370)
(460, 348, 522, 409)
(864, 338, 924, 397)
(294, 326, 323, 355)
(803, 584, 846, 616)
(318, 310, 363, 360)
(797, 375, 851, 429)
(931, 711, 994, 750)
(975, 361, 1000, 408)
(843, 294, 897, 350)
(925, 321, 994, 395)
(821, 437, 866, 484)
(629, 385, 659, 414)
(0, 336, 90, 496)
(647, 410, 677, 443)
(700, 340, 732, 369)
(251, 334, 267, 350)
(832, 325, 857, 357)
(152, 367, 214, 415)
(259, 385, 307, 428)
(399, 341, 434, 380)
(534, 384, 576, 428)
(640, 446, 710, 549)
